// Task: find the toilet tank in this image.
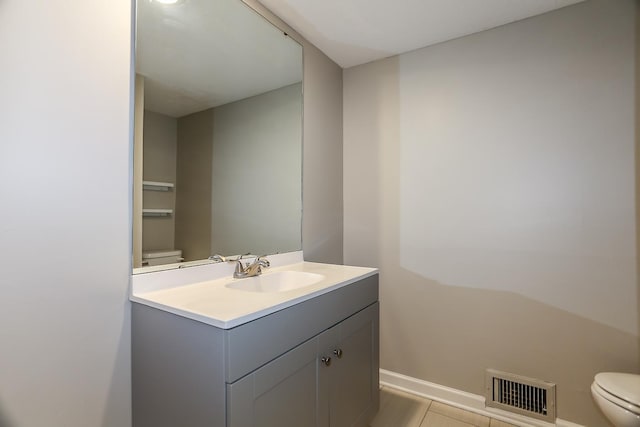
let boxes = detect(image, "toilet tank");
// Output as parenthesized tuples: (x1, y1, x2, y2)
(142, 249, 183, 267)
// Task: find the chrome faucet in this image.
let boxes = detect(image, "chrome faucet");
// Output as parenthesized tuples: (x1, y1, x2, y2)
(233, 255, 270, 279)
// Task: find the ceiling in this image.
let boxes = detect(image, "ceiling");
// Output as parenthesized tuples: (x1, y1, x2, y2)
(257, 0, 585, 68)
(136, 0, 585, 117)
(136, 0, 302, 117)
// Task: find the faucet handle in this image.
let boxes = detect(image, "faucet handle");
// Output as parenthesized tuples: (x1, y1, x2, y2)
(227, 253, 251, 264)
(238, 252, 251, 260)
(231, 253, 251, 270)
(208, 254, 226, 263)
(256, 255, 270, 267)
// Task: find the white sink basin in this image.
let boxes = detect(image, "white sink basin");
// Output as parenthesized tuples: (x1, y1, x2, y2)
(225, 270, 325, 293)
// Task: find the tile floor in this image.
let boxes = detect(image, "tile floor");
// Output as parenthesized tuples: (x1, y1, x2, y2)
(370, 386, 517, 427)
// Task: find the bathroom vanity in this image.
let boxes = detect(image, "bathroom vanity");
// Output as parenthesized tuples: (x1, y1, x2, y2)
(130, 0, 368, 424)
(131, 254, 379, 427)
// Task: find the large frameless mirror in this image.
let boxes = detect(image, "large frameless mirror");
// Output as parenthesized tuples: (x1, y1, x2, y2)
(132, 0, 303, 272)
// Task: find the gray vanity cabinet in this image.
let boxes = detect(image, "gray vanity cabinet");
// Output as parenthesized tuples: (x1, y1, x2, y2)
(227, 302, 379, 427)
(324, 303, 379, 427)
(132, 274, 379, 427)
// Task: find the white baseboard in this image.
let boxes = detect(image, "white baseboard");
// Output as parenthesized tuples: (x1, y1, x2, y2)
(379, 369, 584, 427)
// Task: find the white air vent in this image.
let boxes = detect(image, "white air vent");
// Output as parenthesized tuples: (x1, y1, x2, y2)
(485, 369, 556, 422)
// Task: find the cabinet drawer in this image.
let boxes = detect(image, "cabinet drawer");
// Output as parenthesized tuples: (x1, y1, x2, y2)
(224, 274, 378, 383)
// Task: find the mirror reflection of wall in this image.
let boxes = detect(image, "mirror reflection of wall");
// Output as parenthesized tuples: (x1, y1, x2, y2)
(139, 82, 302, 265)
(132, 0, 303, 270)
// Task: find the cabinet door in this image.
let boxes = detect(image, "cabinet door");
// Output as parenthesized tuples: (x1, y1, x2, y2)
(227, 337, 327, 427)
(329, 303, 380, 427)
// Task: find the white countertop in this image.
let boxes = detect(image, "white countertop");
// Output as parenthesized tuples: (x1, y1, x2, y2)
(131, 252, 378, 329)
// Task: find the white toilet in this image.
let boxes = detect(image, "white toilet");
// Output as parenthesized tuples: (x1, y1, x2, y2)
(592, 372, 640, 426)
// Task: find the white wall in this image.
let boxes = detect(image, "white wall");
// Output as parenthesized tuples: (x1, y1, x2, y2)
(394, 2, 637, 335)
(344, 0, 638, 425)
(0, 1, 343, 425)
(0, 1, 133, 426)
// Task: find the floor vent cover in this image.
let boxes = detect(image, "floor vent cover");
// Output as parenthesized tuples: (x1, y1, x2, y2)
(485, 369, 556, 422)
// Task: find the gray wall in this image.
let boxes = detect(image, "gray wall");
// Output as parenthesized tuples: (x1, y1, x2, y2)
(243, 0, 344, 265)
(343, 1, 638, 425)
(301, 41, 344, 264)
(176, 109, 214, 261)
(142, 110, 177, 252)
(0, 1, 133, 426)
(0, 1, 344, 426)
(211, 83, 302, 256)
